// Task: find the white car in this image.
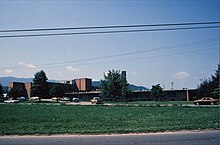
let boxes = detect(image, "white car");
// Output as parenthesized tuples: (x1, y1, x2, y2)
(4, 100, 19, 103)
(16, 97, 26, 101)
(72, 98, 80, 102)
(29, 97, 39, 100)
(60, 97, 70, 101)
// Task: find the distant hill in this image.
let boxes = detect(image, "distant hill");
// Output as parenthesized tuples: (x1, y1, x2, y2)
(92, 81, 149, 91)
(0, 77, 33, 86)
(0, 77, 149, 92)
(92, 81, 102, 87)
(0, 77, 57, 86)
(128, 84, 149, 91)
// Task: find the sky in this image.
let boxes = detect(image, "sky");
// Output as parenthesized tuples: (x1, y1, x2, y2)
(0, 0, 219, 89)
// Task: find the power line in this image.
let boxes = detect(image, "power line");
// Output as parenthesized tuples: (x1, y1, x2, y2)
(0, 37, 218, 69)
(0, 25, 219, 38)
(33, 47, 218, 69)
(0, 21, 219, 32)
(35, 38, 218, 66)
(3, 48, 217, 70)
(70, 48, 218, 67)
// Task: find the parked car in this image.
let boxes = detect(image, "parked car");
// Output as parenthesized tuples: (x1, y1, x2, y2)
(29, 97, 39, 100)
(60, 97, 70, 101)
(72, 98, 80, 102)
(4, 100, 19, 103)
(194, 97, 218, 105)
(16, 97, 27, 101)
(91, 97, 103, 104)
(52, 97, 60, 101)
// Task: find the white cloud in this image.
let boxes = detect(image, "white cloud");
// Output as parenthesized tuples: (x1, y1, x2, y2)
(17, 61, 25, 65)
(26, 64, 36, 69)
(131, 72, 138, 76)
(172, 71, 190, 79)
(4, 69, 13, 74)
(17, 61, 36, 69)
(66, 66, 79, 72)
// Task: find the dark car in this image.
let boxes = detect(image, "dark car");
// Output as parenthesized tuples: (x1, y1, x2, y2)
(194, 97, 218, 105)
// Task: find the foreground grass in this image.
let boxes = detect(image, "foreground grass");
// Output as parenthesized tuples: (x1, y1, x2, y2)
(0, 104, 219, 135)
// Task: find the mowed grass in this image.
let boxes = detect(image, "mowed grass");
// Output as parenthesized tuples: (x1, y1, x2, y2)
(0, 104, 219, 135)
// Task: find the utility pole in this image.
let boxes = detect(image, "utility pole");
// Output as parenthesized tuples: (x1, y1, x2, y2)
(184, 88, 189, 101)
(163, 84, 165, 90)
(186, 88, 189, 101)
(171, 82, 174, 90)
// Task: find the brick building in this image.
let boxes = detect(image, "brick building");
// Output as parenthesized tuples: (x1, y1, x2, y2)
(74, 78, 92, 92)
(8, 81, 74, 98)
(66, 89, 197, 102)
(8, 82, 28, 98)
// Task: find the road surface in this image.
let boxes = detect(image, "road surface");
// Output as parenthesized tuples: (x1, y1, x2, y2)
(0, 130, 219, 145)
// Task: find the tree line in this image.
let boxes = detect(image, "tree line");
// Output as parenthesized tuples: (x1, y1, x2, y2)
(1, 65, 219, 101)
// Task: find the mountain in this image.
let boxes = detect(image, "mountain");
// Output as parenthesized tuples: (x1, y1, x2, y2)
(0, 77, 149, 91)
(92, 81, 149, 91)
(92, 81, 102, 87)
(0, 77, 57, 86)
(0, 77, 33, 86)
(128, 84, 149, 91)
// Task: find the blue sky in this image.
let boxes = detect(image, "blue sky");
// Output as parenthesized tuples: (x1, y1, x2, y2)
(0, 0, 219, 89)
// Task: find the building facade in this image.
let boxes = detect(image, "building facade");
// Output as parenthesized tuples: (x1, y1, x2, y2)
(66, 89, 197, 102)
(8, 82, 28, 98)
(74, 78, 92, 92)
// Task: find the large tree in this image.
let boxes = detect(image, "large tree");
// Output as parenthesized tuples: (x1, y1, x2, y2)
(0, 83, 3, 97)
(197, 65, 219, 98)
(100, 70, 129, 102)
(7, 86, 27, 100)
(31, 70, 49, 101)
(151, 84, 165, 102)
(49, 84, 65, 102)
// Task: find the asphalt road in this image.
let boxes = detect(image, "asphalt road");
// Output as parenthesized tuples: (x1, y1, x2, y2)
(0, 130, 219, 145)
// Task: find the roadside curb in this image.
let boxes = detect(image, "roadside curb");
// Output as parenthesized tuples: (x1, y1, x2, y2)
(0, 129, 219, 138)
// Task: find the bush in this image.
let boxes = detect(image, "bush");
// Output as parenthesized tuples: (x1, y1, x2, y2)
(128, 98, 133, 102)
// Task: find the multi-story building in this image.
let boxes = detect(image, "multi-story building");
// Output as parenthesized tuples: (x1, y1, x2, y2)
(7, 77, 91, 98)
(25, 82, 32, 98)
(74, 78, 92, 92)
(8, 82, 28, 98)
(8, 82, 25, 92)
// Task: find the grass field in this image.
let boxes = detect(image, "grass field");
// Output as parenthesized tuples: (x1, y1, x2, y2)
(0, 104, 219, 135)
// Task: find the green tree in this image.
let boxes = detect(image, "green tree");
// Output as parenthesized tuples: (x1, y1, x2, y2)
(49, 84, 65, 102)
(151, 84, 165, 102)
(197, 65, 219, 98)
(31, 70, 49, 101)
(0, 83, 3, 97)
(100, 70, 129, 102)
(8, 86, 27, 99)
(210, 86, 220, 98)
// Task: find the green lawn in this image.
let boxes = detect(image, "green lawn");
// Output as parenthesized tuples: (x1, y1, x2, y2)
(0, 104, 219, 135)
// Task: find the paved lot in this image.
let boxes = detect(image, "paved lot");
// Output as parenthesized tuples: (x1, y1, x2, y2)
(0, 130, 219, 145)
(65, 101, 92, 105)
